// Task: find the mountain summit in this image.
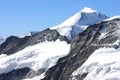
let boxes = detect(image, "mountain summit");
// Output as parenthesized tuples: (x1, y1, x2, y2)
(81, 7, 97, 13)
(50, 7, 107, 40)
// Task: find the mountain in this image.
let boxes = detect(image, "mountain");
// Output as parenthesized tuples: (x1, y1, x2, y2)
(71, 16, 120, 80)
(0, 39, 70, 80)
(50, 7, 107, 41)
(1, 7, 120, 80)
(0, 28, 69, 80)
(43, 16, 120, 80)
(0, 29, 68, 55)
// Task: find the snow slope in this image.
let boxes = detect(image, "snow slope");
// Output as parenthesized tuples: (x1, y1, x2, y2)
(50, 7, 107, 40)
(0, 39, 70, 75)
(104, 15, 120, 21)
(71, 16, 120, 80)
(72, 40, 120, 80)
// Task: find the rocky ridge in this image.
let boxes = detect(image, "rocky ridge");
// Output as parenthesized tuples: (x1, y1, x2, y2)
(0, 28, 68, 55)
(42, 17, 120, 80)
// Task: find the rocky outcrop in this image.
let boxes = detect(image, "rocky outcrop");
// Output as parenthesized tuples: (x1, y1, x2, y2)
(0, 67, 45, 80)
(0, 67, 31, 80)
(0, 28, 68, 55)
(42, 18, 120, 80)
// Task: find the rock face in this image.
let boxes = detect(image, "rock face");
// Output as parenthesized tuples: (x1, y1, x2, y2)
(0, 28, 68, 80)
(42, 18, 120, 80)
(0, 28, 68, 55)
(0, 67, 45, 80)
(0, 67, 31, 80)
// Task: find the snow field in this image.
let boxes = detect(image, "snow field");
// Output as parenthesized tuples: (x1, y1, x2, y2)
(0, 39, 70, 74)
(72, 46, 120, 80)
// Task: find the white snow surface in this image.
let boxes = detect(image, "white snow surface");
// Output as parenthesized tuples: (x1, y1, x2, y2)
(50, 7, 107, 40)
(0, 39, 70, 74)
(81, 7, 97, 13)
(104, 15, 120, 21)
(72, 42, 120, 80)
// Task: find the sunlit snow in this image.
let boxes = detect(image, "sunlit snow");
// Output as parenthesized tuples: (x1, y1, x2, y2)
(81, 7, 97, 13)
(104, 15, 120, 21)
(50, 7, 107, 40)
(72, 43, 120, 80)
(0, 39, 70, 74)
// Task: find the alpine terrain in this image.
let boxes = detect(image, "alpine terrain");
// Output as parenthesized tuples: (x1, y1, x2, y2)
(0, 7, 120, 80)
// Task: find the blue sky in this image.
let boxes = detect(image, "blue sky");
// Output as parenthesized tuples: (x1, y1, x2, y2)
(0, 0, 120, 37)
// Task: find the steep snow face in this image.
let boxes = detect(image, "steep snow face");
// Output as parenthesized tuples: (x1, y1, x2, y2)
(50, 7, 107, 40)
(72, 45, 120, 80)
(0, 40, 70, 74)
(104, 15, 120, 21)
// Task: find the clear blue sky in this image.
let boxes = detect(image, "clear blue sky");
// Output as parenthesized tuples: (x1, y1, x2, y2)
(0, 0, 120, 37)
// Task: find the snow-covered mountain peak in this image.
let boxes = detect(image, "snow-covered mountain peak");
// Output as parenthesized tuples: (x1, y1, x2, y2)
(81, 7, 97, 13)
(51, 7, 98, 28)
(50, 7, 107, 40)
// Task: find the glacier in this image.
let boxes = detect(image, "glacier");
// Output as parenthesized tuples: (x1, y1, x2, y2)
(0, 39, 70, 75)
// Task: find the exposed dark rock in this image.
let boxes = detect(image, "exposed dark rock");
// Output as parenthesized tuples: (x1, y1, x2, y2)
(0, 36, 30, 55)
(0, 67, 46, 80)
(0, 28, 68, 80)
(25, 68, 46, 78)
(42, 18, 120, 80)
(0, 67, 30, 80)
(30, 31, 39, 36)
(0, 28, 68, 55)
